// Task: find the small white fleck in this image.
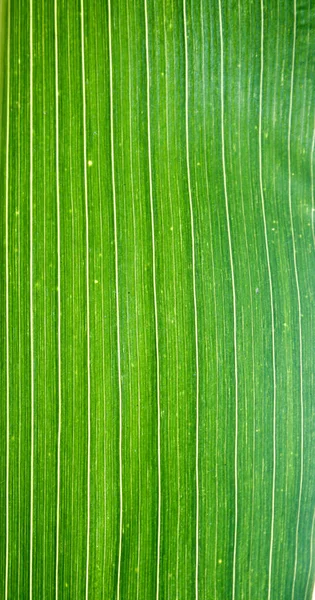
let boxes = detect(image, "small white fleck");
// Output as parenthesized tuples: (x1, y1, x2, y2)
(88, 160, 93, 167)
(94, 279, 98, 284)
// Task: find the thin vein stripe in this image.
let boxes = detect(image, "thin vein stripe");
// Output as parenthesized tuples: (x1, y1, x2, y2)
(108, 3, 123, 598)
(183, 2, 200, 597)
(218, 3, 239, 598)
(41, 3, 47, 592)
(5, 2, 11, 598)
(29, 1, 35, 596)
(144, 2, 161, 598)
(17, 1, 22, 593)
(259, 4, 277, 597)
(54, 1, 62, 597)
(80, 3, 91, 597)
(290, 1, 304, 596)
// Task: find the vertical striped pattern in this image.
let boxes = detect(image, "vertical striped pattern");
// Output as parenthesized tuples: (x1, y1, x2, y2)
(54, 1, 61, 596)
(1, 1, 314, 599)
(259, 3, 277, 598)
(108, 1, 123, 597)
(217, 1, 239, 597)
(144, 1, 161, 597)
(289, 2, 304, 597)
(183, 1, 200, 596)
(29, 1, 34, 597)
(4, 2, 10, 598)
(80, 2, 91, 596)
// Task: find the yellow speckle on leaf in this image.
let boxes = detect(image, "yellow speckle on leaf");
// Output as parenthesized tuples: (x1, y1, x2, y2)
(88, 160, 93, 167)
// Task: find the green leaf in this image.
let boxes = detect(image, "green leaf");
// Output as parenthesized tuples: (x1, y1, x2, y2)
(1, 0, 315, 598)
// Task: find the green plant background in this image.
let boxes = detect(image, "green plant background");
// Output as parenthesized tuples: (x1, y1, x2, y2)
(1, 0, 315, 598)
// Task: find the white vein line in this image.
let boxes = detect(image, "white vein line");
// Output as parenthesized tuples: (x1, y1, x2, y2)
(5, 2, 11, 598)
(305, 507, 315, 599)
(80, 3, 91, 597)
(144, 2, 161, 597)
(29, 1, 35, 596)
(108, 3, 123, 598)
(259, 4, 277, 598)
(54, 1, 61, 597)
(42, 3, 47, 593)
(183, 2, 200, 597)
(17, 0, 22, 593)
(218, 3, 238, 598)
(116, 14, 125, 596)
(290, 1, 304, 596)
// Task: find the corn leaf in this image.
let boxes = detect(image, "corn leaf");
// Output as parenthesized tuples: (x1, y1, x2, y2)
(1, 0, 315, 598)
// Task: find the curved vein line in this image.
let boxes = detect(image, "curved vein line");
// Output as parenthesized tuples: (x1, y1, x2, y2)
(29, 1, 34, 596)
(218, 3, 238, 598)
(290, 2, 304, 596)
(5, 2, 10, 598)
(144, 2, 161, 598)
(259, 4, 277, 598)
(80, 3, 91, 597)
(54, 2, 62, 597)
(108, 3, 123, 598)
(183, 2, 200, 597)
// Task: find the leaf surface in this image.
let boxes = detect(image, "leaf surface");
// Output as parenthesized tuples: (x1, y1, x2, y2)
(1, 0, 315, 598)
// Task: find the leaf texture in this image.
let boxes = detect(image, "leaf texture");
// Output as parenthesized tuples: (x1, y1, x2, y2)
(1, 0, 315, 598)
